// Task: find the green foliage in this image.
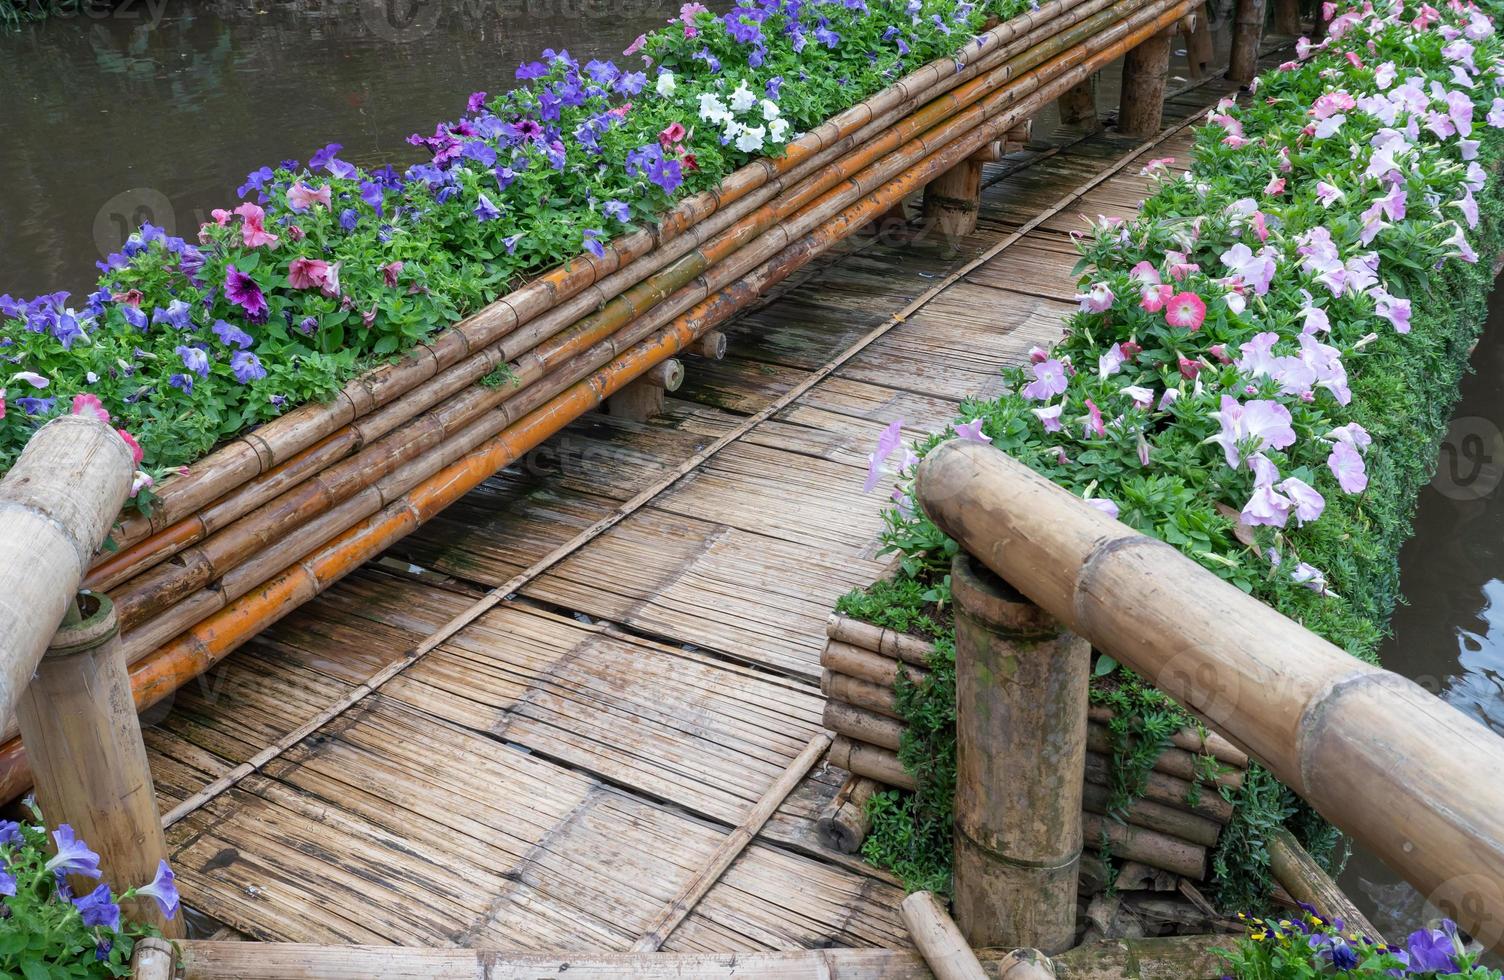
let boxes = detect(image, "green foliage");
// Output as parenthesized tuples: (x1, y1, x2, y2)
(1221, 910, 1501, 978)
(0, 0, 76, 31)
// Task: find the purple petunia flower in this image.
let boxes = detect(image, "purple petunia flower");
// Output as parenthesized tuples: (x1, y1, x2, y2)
(45, 825, 101, 880)
(176, 345, 211, 377)
(0, 865, 14, 898)
(72, 884, 121, 931)
(516, 60, 549, 80)
(212, 319, 253, 349)
(152, 299, 194, 331)
(0, 819, 20, 846)
(121, 305, 147, 331)
(237, 166, 275, 202)
(15, 397, 55, 415)
(231, 351, 266, 384)
(466, 90, 488, 113)
(169, 373, 194, 393)
(136, 859, 180, 920)
(307, 143, 342, 170)
(603, 200, 630, 223)
(503, 233, 524, 254)
(582, 230, 606, 259)
(474, 193, 502, 222)
(224, 265, 268, 321)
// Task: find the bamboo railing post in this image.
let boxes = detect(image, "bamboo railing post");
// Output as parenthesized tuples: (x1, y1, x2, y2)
(15, 592, 181, 937)
(1269, 829, 1384, 940)
(1056, 75, 1099, 129)
(0, 416, 132, 725)
(950, 553, 1089, 954)
(1272, 0, 1301, 33)
(922, 157, 985, 241)
(1185, 4, 1215, 81)
(1118, 28, 1173, 137)
(914, 440, 1504, 952)
(1227, 0, 1267, 85)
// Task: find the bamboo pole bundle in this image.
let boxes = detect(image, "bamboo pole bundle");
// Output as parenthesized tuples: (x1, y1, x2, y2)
(0, 0, 1192, 800)
(86, 0, 1117, 586)
(77, 0, 1175, 644)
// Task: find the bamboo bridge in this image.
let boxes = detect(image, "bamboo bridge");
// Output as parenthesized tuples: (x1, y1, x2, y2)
(8, 12, 1504, 978)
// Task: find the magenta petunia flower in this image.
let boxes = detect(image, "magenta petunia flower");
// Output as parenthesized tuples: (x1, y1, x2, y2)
(288, 257, 332, 291)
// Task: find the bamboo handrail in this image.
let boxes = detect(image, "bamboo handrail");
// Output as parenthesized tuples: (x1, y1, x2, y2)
(915, 439, 1504, 950)
(0, 416, 132, 723)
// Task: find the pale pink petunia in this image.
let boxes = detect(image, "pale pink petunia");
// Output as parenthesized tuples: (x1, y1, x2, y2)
(10, 371, 48, 388)
(1242, 482, 1293, 528)
(1328, 422, 1372, 453)
(1488, 97, 1504, 128)
(1455, 188, 1480, 229)
(1328, 441, 1368, 493)
(863, 419, 905, 493)
(1444, 223, 1480, 263)
(1084, 497, 1119, 520)
(1279, 477, 1326, 525)
(624, 33, 647, 55)
(1373, 288, 1412, 333)
(1076, 282, 1115, 313)
(1098, 343, 1127, 379)
(287, 182, 332, 212)
(1315, 182, 1343, 207)
(1290, 562, 1329, 594)
(288, 257, 333, 291)
(1129, 261, 1161, 284)
(1209, 395, 1296, 468)
(1023, 359, 1069, 401)
(1032, 403, 1064, 432)
(1302, 306, 1331, 333)
(1220, 243, 1276, 295)
(953, 418, 990, 444)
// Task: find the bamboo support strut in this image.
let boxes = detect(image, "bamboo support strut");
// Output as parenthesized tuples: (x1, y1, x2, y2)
(0, 416, 132, 723)
(914, 439, 1504, 952)
(0, 39, 1197, 807)
(630, 732, 833, 952)
(901, 892, 991, 980)
(1269, 829, 1384, 941)
(816, 775, 879, 853)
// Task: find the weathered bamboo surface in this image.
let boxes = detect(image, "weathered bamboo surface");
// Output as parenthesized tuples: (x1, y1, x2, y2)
(129, 57, 1256, 948)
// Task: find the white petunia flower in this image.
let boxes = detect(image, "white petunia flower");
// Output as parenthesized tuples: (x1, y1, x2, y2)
(760, 98, 781, 121)
(656, 71, 676, 96)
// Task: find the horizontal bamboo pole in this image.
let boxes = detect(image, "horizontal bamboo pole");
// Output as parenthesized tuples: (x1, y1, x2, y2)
(1087, 706, 1247, 768)
(1086, 722, 1243, 790)
(0, 416, 132, 723)
(915, 440, 1504, 951)
(823, 641, 931, 688)
(89, 0, 1109, 575)
(1082, 813, 1206, 880)
(0, 5, 1190, 798)
(823, 700, 906, 752)
(1081, 781, 1222, 848)
(822, 669, 903, 719)
(173, 936, 1234, 979)
(87, 0, 1140, 612)
(1084, 752, 1232, 824)
(826, 613, 937, 668)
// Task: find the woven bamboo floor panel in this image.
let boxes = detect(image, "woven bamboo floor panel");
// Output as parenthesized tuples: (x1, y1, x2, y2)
(140, 61, 1244, 947)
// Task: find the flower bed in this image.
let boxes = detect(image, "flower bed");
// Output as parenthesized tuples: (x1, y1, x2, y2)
(0, 0, 1201, 800)
(853, 0, 1504, 909)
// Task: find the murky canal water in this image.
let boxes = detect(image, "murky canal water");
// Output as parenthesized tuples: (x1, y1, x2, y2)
(0, 0, 679, 296)
(1338, 278, 1504, 941)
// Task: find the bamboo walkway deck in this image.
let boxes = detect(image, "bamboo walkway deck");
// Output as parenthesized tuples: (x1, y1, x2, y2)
(144, 64, 1248, 950)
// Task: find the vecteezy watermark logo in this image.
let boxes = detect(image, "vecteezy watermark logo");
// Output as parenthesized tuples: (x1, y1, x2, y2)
(1431, 415, 1504, 501)
(92, 187, 176, 261)
(36, 0, 170, 27)
(359, 0, 444, 42)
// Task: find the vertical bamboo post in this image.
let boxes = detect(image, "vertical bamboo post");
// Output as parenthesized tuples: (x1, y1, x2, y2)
(129, 937, 176, 980)
(15, 592, 182, 938)
(606, 358, 683, 420)
(1056, 75, 1099, 129)
(1227, 0, 1267, 85)
(1272, 0, 1301, 33)
(950, 553, 1089, 954)
(922, 156, 984, 240)
(1185, 4, 1215, 80)
(1118, 28, 1173, 138)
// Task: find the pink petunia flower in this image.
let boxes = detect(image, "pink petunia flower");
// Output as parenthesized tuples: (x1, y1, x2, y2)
(1164, 292, 1207, 331)
(287, 182, 332, 212)
(1208, 395, 1296, 468)
(233, 203, 279, 249)
(1022, 359, 1068, 401)
(71, 393, 110, 423)
(1327, 441, 1368, 493)
(1032, 403, 1064, 432)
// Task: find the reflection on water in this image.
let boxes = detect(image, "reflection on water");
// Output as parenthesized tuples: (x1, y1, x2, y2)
(1339, 275, 1504, 943)
(0, 0, 679, 297)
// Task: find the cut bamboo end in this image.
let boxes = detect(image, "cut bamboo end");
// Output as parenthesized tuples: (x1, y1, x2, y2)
(644, 358, 685, 392)
(692, 330, 728, 360)
(816, 775, 879, 853)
